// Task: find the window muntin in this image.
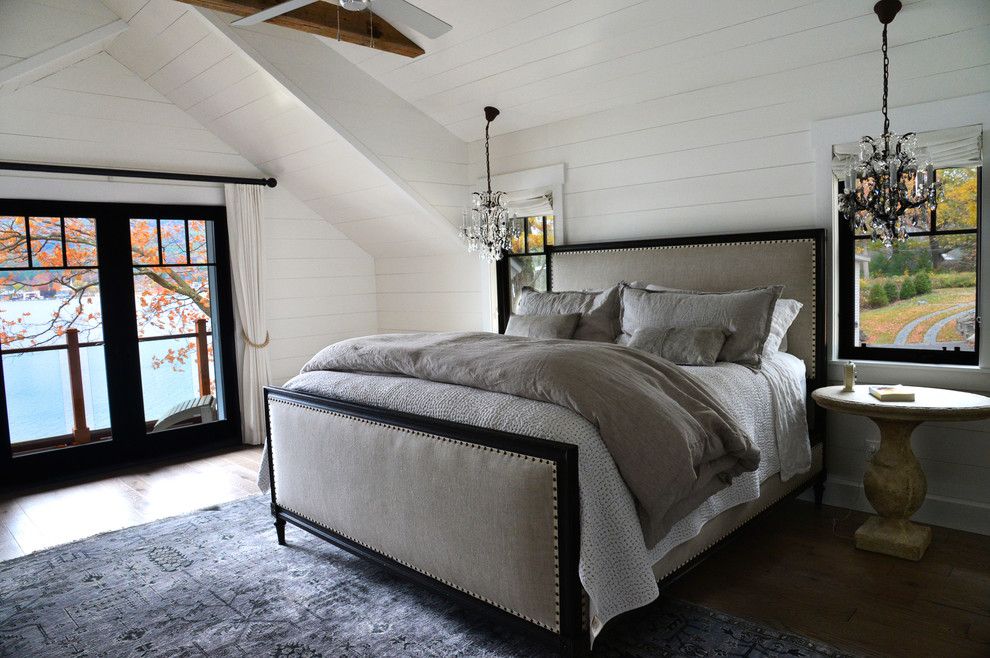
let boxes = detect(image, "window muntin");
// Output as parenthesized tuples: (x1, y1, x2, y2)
(504, 215, 554, 313)
(839, 167, 980, 365)
(129, 218, 221, 426)
(0, 216, 110, 445)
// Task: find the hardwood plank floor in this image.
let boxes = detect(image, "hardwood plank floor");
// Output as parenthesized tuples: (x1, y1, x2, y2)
(1, 454, 986, 657)
(667, 500, 990, 658)
(0, 446, 263, 560)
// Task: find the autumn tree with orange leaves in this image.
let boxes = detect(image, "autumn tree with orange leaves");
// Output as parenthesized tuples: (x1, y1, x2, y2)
(0, 216, 212, 370)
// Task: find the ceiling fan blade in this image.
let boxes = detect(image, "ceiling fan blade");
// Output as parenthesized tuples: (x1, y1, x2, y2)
(231, 0, 319, 26)
(372, 0, 452, 38)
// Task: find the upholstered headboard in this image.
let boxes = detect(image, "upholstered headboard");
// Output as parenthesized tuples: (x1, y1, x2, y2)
(547, 230, 827, 380)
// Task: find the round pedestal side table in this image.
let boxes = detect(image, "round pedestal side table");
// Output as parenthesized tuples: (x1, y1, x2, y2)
(811, 385, 990, 561)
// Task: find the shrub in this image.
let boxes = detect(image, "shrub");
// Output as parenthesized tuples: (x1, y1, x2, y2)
(914, 271, 933, 295)
(931, 271, 976, 288)
(899, 277, 917, 299)
(883, 281, 899, 302)
(867, 283, 889, 307)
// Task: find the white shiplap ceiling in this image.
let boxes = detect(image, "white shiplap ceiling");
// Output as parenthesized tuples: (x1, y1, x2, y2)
(324, 0, 990, 141)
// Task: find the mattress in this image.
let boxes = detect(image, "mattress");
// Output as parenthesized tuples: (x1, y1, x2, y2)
(279, 350, 810, 638)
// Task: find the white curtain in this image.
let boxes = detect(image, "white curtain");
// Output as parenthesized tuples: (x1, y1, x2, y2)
(224, 183, 271, 445)
(832, 124, 983, 177)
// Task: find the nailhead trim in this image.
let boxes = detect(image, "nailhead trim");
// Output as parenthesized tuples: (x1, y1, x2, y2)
(550, 237, 819, 378)
(270, 398, 562, 633)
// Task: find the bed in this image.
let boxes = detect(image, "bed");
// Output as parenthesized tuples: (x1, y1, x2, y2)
(262, 228, 827, 656)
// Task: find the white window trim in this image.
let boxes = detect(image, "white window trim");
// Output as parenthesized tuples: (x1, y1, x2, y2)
(811, 92, 989, 391)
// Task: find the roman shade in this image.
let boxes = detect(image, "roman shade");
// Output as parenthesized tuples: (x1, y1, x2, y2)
(831, 124, 983, 177)
(505, 190, 553, 216)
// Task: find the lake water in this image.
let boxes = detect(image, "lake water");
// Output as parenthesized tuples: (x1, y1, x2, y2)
(1, 298, 213, 443)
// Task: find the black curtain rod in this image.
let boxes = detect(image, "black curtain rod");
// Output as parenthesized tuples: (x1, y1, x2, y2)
(0, 162, 277, 188)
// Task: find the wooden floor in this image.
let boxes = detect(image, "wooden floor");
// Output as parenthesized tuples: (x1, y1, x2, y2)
(0, 446, 263, 560)
(669, 500, 990, 658)
(1, 450, 987, 657)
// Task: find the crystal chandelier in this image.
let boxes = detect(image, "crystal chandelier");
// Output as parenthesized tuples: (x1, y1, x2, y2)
(838, 0, 939, 247)
(461, 106, 519, 261)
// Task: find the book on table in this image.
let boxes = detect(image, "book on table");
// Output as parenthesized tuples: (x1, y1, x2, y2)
(869, 385, 916, 402)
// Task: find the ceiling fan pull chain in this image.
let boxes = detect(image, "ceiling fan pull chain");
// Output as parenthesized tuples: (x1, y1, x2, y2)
(369, 7, 375, 49)
(336, 5, 341, 42)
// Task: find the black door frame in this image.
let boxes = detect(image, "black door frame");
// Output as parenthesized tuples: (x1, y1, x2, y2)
(0, 199, 242, 486)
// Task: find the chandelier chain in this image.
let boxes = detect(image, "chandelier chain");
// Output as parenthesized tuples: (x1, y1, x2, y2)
(485, 119, 492, 194)
(881, 23, 890, 136)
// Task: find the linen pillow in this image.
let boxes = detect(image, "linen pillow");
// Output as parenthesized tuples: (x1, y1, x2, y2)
(619, 284, 783, 368)
(763, 298, 803, 355)
(504, 313, 581, 339)
(517, 285, 621, 342)
(627, 326, 728, 366)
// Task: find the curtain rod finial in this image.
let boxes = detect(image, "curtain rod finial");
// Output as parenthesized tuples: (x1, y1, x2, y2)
(265, 178, 278, 188)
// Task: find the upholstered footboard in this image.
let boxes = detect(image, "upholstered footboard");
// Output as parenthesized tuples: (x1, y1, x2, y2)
(263, 387, 585, 655)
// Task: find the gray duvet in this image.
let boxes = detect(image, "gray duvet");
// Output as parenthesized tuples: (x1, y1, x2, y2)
(300, 331, 760, 545)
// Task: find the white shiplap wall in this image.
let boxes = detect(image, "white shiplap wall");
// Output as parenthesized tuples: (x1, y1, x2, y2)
(0, 47, 378, 385)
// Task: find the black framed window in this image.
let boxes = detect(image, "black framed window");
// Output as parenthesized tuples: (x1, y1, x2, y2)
(838, 167, 981, 365)
(0, 200, 240, 484)
(496, 215, 555, 328)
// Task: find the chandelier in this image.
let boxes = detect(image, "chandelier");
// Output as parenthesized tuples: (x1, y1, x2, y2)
(461, 106, 519, 261)
(838, 0, 939, 247)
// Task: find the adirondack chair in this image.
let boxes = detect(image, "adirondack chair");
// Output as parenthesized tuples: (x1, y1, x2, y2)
(151, 395, 217, 433)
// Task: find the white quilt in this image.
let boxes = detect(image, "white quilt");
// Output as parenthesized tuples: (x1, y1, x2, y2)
(273, 351, 810, 639)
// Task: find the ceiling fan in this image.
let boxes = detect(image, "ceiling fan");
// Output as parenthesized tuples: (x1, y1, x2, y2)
(231, 0, 452, 39)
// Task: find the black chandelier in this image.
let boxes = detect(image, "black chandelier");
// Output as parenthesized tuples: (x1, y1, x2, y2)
(838, 0, 939, 247)
(460, 106, 520, 261)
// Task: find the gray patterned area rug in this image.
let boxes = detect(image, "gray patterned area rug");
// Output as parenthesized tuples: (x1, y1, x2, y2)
(0, 495, 854, 657)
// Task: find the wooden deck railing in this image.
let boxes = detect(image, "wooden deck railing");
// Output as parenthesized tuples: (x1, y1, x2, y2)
(4, 324, 213, 448)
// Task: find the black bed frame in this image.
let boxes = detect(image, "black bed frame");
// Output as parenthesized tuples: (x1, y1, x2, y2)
(265, 228, 829, 656)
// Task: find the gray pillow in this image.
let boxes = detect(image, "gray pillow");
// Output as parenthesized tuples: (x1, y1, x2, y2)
(620, 284, 783, 369)
(504, 313, 581, 339)
(627, 326, 728, 366)
(518, 285, 621, 342)
(763, 298, 803, 354)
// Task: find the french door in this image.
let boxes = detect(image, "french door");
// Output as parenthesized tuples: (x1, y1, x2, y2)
(0, 200, 240, 483)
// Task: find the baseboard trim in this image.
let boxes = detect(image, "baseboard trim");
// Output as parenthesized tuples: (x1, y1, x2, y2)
(798, 477, 990, 536)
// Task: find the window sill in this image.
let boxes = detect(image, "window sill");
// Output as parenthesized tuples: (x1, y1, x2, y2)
(827, 359, 989, 393)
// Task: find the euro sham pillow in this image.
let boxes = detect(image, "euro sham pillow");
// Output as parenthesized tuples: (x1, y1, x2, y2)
(517, 285, 621, 342)
(619, 284, 783, 368)
(763, 298, 803, 354)
(627, 326, 729, 366)
(504, 313, 582, 339)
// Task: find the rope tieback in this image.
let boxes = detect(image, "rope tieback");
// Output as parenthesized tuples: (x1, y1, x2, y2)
(241, 329, 271, 349)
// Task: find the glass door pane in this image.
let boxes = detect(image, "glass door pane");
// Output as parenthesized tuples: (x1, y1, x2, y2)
(130, 218, 223, 432)
(0, 215, 111, 451)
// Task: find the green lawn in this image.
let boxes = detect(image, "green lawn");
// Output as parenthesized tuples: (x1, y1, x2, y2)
(860, 288, 975, 345)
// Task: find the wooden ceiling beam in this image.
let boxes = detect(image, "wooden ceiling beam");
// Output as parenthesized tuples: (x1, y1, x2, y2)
(177, 0, 425, 58)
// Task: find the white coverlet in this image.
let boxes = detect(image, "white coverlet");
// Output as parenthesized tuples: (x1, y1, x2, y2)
(277, 351, 809, 639)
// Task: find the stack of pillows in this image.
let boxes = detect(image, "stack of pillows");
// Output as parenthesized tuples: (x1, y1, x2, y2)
(504, 283, 802, 370)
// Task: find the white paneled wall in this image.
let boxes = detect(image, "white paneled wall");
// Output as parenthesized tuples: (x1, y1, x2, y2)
(262, 187, 377, 383)
(0, 52, 254, 176)
(375, 253, 490, 334)
(0, 42, 379, 386)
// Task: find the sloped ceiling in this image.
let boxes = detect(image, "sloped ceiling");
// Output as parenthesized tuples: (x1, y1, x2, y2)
(325, 0, 990, 141)
(96, 0, 469, 259)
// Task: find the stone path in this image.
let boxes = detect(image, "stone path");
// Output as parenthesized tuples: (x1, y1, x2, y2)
(923, 307, 974, 344)
(892, 302, 972, 345)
